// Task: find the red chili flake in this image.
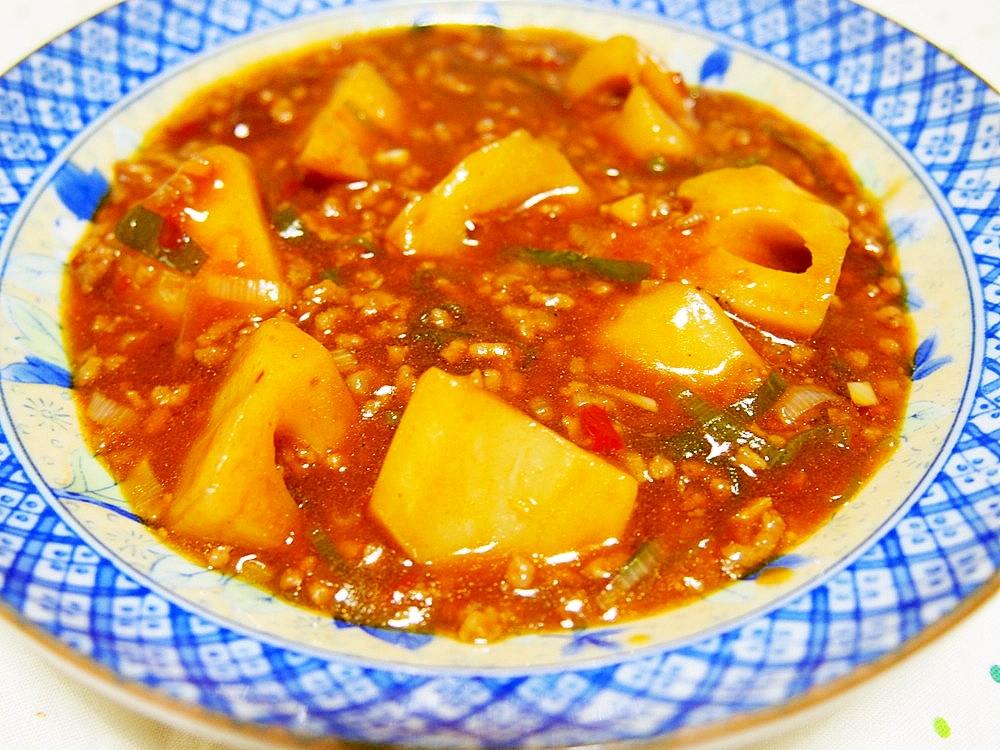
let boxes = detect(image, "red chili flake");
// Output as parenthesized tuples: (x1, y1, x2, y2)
(112, 272, 134, 295)
(579, 403, 624, 454)
(157, 216, 187, 250)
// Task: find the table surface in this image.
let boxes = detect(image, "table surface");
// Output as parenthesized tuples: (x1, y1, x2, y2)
(2, 0, 999, 748)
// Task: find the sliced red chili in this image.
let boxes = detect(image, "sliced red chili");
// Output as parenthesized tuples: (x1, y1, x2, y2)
(579, 403, 624, 454)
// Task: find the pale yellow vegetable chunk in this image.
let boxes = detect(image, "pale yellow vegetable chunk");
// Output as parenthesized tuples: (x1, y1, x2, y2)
(171, 144, 283, 281)
(139, 145, 292, 336)
(369, 367, 638, 563)
(602, 282, 767, 406)
(565, 34, 642, 99)
(565, 35, 697, 145)
(638, 59, 699, 131)
(605, 193, 648, 226)
(386, 129, 592, 257)
(604, 84, 693, 159)
(168, 318, 356, 549)
(140, 145, 298, 345)
(298, 61, 404, 181)
(677, 165, 850, 337)
(847, 381, 879, 407)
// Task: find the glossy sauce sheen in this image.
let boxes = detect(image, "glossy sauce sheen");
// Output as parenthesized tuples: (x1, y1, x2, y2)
(63, 26, 915, 642)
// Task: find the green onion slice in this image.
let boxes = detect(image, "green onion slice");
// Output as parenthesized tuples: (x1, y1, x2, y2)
(673, 387, 773, 457)
(727, 371, 787, 421)
(322, 268, 344, 285)
(407, 326, 475, 348)
(598, 540, 665, 611)
(114, 204, 206, 275)
(308, 523, 349, 573)
(159, 237, 208, 275)
(115, 205, 163, 254)
(508, 246, 653, 283)
(667, 385, 851, 471)
(273, 205, 308, 240)
(345, 235, 381, 257)
(768, 424, 850, 468)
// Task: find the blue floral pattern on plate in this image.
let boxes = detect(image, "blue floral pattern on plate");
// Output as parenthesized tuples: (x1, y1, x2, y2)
(0, 0, 998, 746)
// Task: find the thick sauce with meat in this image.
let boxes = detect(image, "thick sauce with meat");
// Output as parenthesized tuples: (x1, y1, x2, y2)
(63, 26, 914, 642)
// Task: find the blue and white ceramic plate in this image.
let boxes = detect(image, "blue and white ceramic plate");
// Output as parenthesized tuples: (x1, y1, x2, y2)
(1, 0, 998, 746)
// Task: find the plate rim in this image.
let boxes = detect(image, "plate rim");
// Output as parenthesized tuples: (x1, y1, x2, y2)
(1, 0, 998, 746)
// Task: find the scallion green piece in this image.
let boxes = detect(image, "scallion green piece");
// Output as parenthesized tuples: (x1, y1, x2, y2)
(273, 205, 307, 240)
(768, 424, 850, 467)
(345, 235, 381, 257)
(674, 388, 772, 456)
(663, 380, 850, 476)
(161, 239, 207, 275)
(408, 303, 473, 348)
(407, 326, 474, 348)
(115, 205, 163, 254)
(598, 540, 665, 610)
(727, 371, 787, 421)
(114, 204, 206, 275)
(309, 523, 348, 573)
(322, 268, 344, 285)
(647, 155, 668, 173)
(509, 246, 652, 283)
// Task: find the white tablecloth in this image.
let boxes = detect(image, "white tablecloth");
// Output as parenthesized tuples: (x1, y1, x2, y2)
(2, 1, 999, 748)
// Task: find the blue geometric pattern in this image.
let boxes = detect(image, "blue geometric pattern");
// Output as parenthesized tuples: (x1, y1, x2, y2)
(1, 0, 999, 746)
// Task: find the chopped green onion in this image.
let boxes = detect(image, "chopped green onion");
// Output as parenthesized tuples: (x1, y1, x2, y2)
(668, 393, 850, 471)
(273, 205, 307, 240)
(200, 275, 293, 307)
(760, 123, 834, 190)
(345, 235, 381, 257)
(598, 540, 665, 611)
(647, 155, 668, 173)
(113, 204, 206, 275)
(309, 523, 348, 573)
(765, 124, 829, 165)
(437, 302, 466, 322)
(727, 371, 787, 421)
(674, 388, 772, 457)
(408, 302, 474, 348)
(774, 383, 837, 423)
(417, 302, 466, 325)
(508, 246, 652, 283)
(662, 427, 712, 459)
(768, 424, 850, 468)
(115, 205, 163, 253)
(329, 348, 358, 372)
(663, 383, 851, 477)
(408, 326, 475, 348)
(159, 237, 207, 275)
(322, 268, 344, 285)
